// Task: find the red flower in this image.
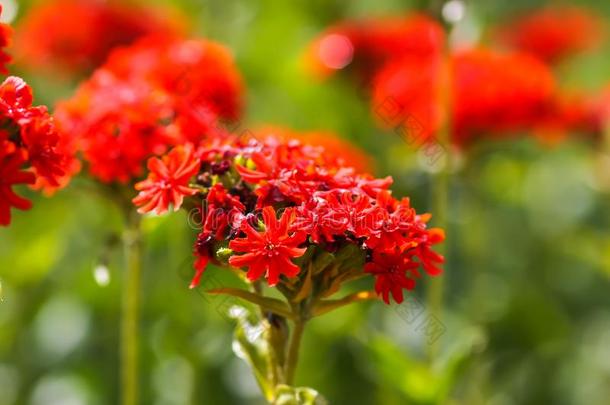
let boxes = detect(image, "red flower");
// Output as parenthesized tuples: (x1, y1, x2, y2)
(200, 184, 246, 240)
(229, 206, 307, 286)
(533, 92, 600, 144)
(190, 253, 210, 289)
(452, 49, 555, 143)
(56, 36, 243, 183)
(254, 126, 374, 173)
(133, 144, 199, 214)
(0, 76, 76, 225)
(586, 85, 610, 136)
(16, 0, 185, 75)
(317, 190, 382, 241)
(307, 14, 444, 82)
(371, 54, 443, 135)
(0, 149, 35, 226)
(365, 251, 419, 304)
(372, 48, 556, 145)
(496, 6, 603, 64)
(0, 6, 11, 73)
(190, 231, 213, 289)
(104, 36, 244, 126)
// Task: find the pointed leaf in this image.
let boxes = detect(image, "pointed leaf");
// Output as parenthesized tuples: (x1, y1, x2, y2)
(312, 291, 377, 317)
(207, 287, 294, 319)
(231, 306, 274, 401)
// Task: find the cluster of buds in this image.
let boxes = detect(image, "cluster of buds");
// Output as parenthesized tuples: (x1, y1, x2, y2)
(133, 133, 444, 305)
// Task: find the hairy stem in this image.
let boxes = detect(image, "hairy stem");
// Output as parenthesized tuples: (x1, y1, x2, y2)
(121, 210, 142, 405)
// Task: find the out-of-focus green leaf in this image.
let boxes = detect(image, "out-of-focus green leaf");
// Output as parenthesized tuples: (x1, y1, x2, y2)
(231, 305, 275, 402)
(366, 324, 485, 404)
(207, 287, 294, 319)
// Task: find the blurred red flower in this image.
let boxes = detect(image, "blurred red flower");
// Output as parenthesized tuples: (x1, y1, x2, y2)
(103, 35, 244, 127)
(16, 0, 186, 75)
(55, 36, 244, 183)
(586, 84, 610, 136)
(372, 54, 443, 140)
(495, 6, 603, 64)
(452, 49, 555, 143)
(372, 48, 556, 145)
(0, 6, 11, 74)
(253, 126, 374, 173)
(533, 92, 600, 144)
(306, 14, 444, 82)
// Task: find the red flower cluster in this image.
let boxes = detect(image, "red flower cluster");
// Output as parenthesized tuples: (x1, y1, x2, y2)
(589, 85, 610, 134)
(16, 0, 185, 75)
(55, 36, 244, 183)
(372, 48, 556, 144)
(0, 77, 75, 225)
(309, 15, 563, 146)
(533, 92, 600, 144)
(133, 135, 444, 304)
(306, 14, 444, 82)
(252, 126, 374, 173)
(0, 6, 11, 74)
(495, 6, 603, 64)
(451, 49, 555, 143)
(0, 6, 76, 226)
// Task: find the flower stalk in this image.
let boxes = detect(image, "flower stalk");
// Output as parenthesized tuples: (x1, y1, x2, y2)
(285, 318, 306, 386)
(120, 208, 142, 405)
(427, 39, 453, 361)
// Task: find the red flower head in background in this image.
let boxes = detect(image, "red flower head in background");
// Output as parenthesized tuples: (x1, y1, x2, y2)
(15, 0, 186, 75)
(371, 48, 556, 145)
(451, 49, 556, 144)
(533, 92, 601, 144)
(55, 36, 244, 184)
(252, 125, 374, 173)
(588, 84, 610, 135)
(133, 134, 444, 304)
(0, 5, 11, 73)
(306, 14, 444, 83)
(495, 6, 603, 64)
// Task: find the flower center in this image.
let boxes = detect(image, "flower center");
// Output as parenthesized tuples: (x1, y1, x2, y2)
(265, 243, 280, 256)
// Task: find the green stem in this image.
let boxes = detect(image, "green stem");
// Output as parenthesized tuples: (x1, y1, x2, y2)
(426, 45, 452, 361)
(121, 210, 142, 405)
(284, 319, 306, 386)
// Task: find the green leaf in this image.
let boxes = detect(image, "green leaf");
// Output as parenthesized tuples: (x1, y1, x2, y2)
(273, 384, 328, 405)
(207, 288, 295, 319)
(231, 306, 275, 402)
(366, 324, 485, 404)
